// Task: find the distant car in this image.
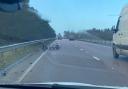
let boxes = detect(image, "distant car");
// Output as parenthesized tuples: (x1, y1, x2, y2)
(69, 36, 75, 41)
(55, 43, 60, 49)
(49, 43, 60, 50)
(69, 38, 75, 41)
(69, 35, 75, 41)
(58, 37, 62, 40)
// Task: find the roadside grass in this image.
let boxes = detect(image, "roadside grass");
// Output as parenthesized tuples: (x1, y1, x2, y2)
(0, 44, 41, 70)
(0, 39, 54, 70)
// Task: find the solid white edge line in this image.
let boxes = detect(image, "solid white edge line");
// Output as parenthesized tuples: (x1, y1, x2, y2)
(93, 56, 100, 61)
(16, 50, 48, 83)
(16, 40, 56, 83)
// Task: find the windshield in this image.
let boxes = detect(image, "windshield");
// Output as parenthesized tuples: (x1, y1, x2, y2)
(0, 0, 128, 88)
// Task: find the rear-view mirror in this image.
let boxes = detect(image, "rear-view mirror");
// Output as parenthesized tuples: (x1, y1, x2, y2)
(0, 0, 23, 12)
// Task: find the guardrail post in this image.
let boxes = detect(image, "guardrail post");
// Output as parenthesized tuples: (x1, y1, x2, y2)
(23, 46, 27, 53)
(14, 48, 16, 55)
(0, 52, 3, 66)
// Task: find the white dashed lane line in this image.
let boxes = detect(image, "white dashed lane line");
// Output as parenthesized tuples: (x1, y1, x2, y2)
(80, 48, 84, 51)
(112, 67, 114, 70)
(93, 56, 101, 61)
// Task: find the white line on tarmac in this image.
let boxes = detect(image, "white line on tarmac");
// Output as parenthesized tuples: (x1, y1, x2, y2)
(80, 48, 84, 51)
(16, 41, 56, 83)
(93, 56, 101, 61)
(16, 50, 48, 83)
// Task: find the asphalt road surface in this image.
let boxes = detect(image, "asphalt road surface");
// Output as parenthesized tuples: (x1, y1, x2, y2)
(15, 39, 128, 86)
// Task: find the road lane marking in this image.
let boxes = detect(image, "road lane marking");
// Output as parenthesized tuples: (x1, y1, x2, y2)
(93, 56, 100, 61)
(103, 46, 111, 49)
(80, 48, 84, 51)
(16, 41, 56, 83)
(16, 50, 48, 83)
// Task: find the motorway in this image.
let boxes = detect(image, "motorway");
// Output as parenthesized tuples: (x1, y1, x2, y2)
(1, 39, 128, 86)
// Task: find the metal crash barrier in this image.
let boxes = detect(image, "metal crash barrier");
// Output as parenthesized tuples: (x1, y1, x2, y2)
(0, 38, 55, 72)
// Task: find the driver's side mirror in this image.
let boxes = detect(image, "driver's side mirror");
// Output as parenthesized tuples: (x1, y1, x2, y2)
(112, 28, 118, 33)
(112, 16, 121, 33)
(0, 0, 23, 12)
(111, 26, 118, 33)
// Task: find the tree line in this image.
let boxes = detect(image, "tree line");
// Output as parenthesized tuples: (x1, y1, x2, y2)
(64, 27, 114, 41)
(0, 0, 56, 44)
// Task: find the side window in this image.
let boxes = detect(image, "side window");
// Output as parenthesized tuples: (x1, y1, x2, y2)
(116, 19, 119, 31)
(115, 16, 121, 33)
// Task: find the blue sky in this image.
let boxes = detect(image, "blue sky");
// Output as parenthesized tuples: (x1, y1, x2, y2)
(29, 0, 128, 34)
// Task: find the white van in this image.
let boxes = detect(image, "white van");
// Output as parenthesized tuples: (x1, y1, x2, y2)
(113, 5, 128, 58)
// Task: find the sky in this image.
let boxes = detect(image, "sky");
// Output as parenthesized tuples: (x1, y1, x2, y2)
(29, 0, 128, 34)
